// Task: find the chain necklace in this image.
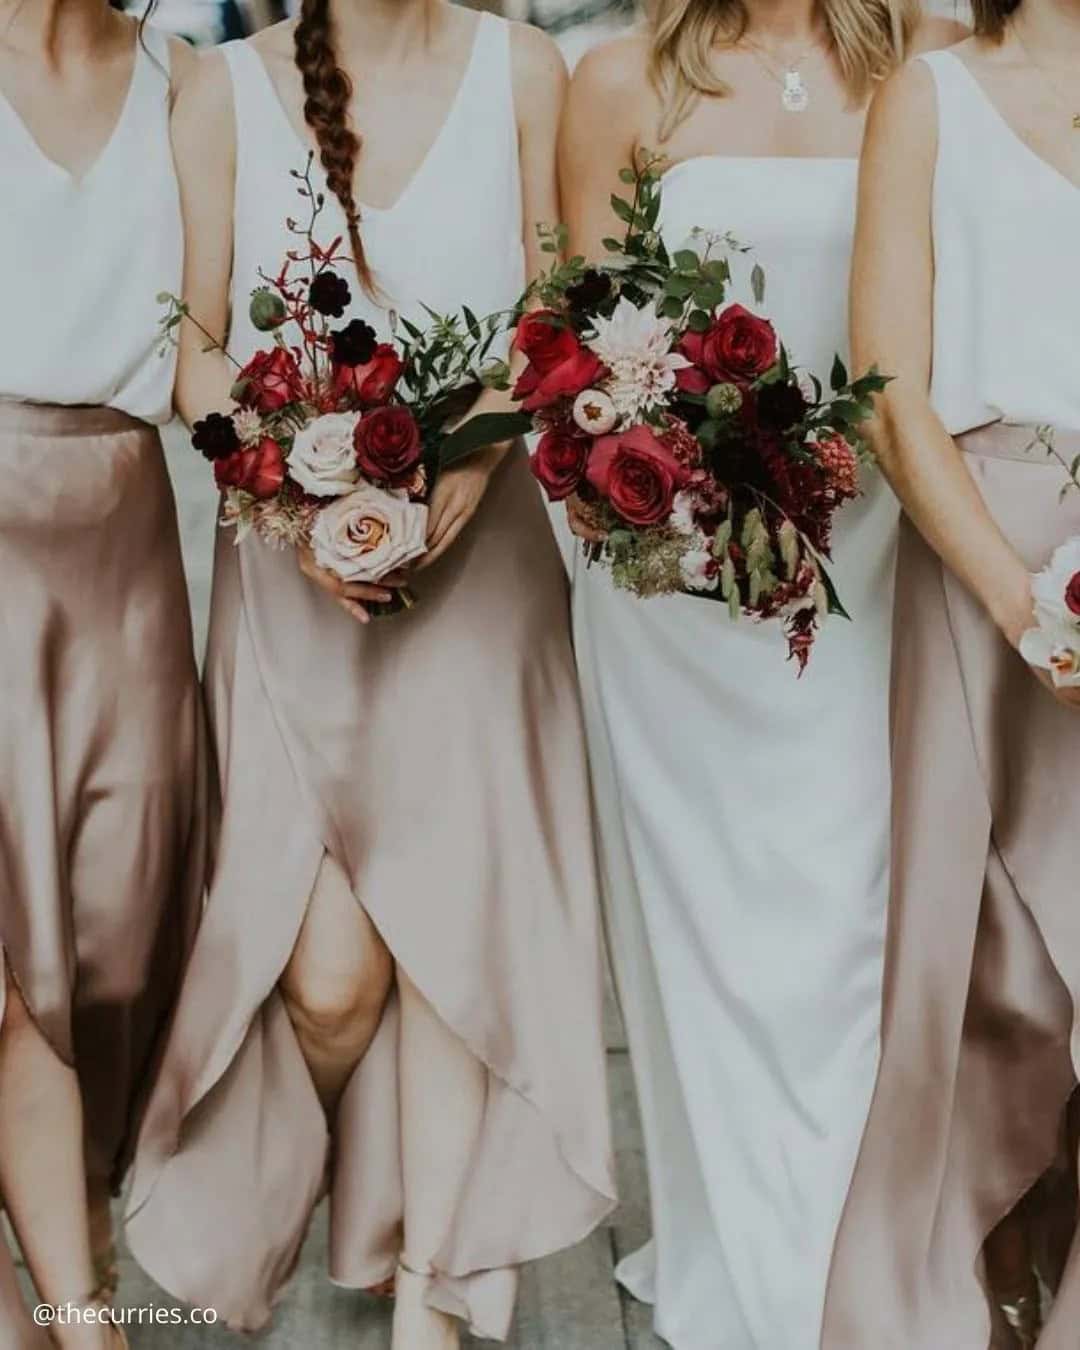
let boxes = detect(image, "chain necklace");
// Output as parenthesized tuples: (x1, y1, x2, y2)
(741, 35, 824, 114)
(1012, 20, 1080, 130)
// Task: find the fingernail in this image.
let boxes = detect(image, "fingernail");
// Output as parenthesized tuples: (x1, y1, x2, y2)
(377, 591, 393, 603)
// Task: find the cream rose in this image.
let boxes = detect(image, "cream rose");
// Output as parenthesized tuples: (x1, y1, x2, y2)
(310, 483, 429, 583)
(289, 412, 361, 497)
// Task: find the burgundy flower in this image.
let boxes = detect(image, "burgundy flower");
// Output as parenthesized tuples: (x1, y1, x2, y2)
(192, 411, 239, 461)
(1066, 571, 1080, 617)
(513, 309, 581, 375)
(354, 405, 423, 484)
(757, 380, 807, 432)
(678, 304, 779, 393)
(334, 343, 404, 406)
(308, 270, 351, 318)
(330, 318, 378, 368)
(214, 437, 286, 500)
(587, 424, 690, 527)
(530, 430, 590, 501)
(235, 347, 304, 413)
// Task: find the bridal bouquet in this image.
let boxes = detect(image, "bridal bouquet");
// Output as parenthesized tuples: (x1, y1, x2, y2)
(1020, 428, 1080, 686)
(160, 158, 519, 606)
(516, 157, 886, 670)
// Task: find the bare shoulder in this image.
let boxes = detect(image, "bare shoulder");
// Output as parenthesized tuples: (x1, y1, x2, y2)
(910, 13, 970, 55)
(172, 44, 233, 121)
(166, 34, 197, 83)
(570, 30, 651, 105)
(509, 17, 567, 87)
(248, 16, 298, 69)
(864, 53, 939, 165)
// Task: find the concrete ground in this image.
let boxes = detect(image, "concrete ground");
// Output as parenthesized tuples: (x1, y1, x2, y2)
(13, 434, 664, 1348)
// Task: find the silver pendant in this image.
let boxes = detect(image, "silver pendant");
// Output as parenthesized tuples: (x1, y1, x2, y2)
(781, 70, 809, 113)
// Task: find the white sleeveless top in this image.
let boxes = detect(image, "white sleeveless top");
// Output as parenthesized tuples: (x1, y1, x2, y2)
(0, 26, 181, 424)
(921, 50, 1080, 435)
(221, 14, 523, 362)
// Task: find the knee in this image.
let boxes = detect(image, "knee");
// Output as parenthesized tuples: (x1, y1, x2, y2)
(0, 971, 34, 1039)
(281, 942, 393, 1049)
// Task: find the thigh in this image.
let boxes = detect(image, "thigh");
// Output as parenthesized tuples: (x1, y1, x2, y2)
(281, 853, 391, 1012)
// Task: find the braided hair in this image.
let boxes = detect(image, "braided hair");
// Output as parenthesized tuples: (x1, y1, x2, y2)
(293, 0, 374, 292)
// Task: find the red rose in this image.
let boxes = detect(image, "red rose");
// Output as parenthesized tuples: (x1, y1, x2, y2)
(677, 304, 778, 392)
(513, 309, 581, 374)
(354, 405, 423, 484)
(586, 424, 689, 526)
(512, 310, 605, 412)
(530, 430, 590, 502)
(236, 347, 304, 413)
(214, 436, 286, 500)
(1067, 571, 1080, 617)
(333, 343, 404, 406)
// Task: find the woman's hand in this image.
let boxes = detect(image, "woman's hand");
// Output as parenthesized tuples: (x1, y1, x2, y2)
(566, 493, 609, 544)
(414, 444, 507, 572)
(297, 544, 399, 624)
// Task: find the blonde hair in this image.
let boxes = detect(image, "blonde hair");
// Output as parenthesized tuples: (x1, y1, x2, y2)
(650, 0, 921, 139)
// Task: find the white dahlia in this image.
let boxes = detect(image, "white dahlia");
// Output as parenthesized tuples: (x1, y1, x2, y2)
(586, 298, 690, 424)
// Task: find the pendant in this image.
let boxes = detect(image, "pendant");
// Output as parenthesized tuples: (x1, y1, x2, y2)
(781, 69, 810, 113)
(1073, 112, 1080, 129)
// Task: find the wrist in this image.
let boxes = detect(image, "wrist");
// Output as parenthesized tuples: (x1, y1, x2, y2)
(989, 569, 1035, 650)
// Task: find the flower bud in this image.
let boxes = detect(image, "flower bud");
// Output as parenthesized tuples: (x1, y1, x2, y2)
(249, 288, 287, 332)
(706, 382, 743, 419)
(778, 519, 800, 579)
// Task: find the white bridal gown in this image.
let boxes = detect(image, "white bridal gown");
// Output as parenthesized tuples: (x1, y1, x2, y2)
(574, 157, 898, 1350)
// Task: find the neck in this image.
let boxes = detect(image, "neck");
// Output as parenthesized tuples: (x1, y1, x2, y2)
(0, 0, 114, 58)
(330, 0, 438, 62)
(742, 0, 825, 47)
(1013, 0, 1080, 57)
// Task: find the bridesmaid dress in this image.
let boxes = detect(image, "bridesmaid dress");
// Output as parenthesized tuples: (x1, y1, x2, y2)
(572, 156, 897, 1350)
(822, 50, 1080, 1349)
(0, 24, 205, 1208)
(126, 15, 616, 1341)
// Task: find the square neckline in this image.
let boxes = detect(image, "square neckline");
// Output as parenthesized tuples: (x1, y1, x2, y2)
(935, 48, 1080, 197)
(235, 12, 488, 218)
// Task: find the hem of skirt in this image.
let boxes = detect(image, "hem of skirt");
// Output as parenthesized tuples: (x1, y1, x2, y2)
(126, 834, 615, 1336)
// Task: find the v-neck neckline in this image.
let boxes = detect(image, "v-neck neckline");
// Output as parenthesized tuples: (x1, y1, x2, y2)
(944, 50, 1080, 198)
(242, 13, 485, 219)
(0, 27, 144, 189)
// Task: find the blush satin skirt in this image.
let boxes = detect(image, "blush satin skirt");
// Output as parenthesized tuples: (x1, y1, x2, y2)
(125, 445, 616, 1340)
(0, 401, 206, 1189)
(822, 423, 1080, 1348)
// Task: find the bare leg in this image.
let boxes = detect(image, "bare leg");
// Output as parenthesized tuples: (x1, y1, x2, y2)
(83, 1178, 115, 1304)
(0, 974, 114, 1349)
(280, 853, 394, 1119)
(0, 1226, 50, 1350)
(392, 969, 486, 1350)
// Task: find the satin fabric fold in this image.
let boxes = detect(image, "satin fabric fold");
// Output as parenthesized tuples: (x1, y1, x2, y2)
(0, 401, 206, 1186)
(822, 423, 1080, 1349)
(125, 445, 616, 1340)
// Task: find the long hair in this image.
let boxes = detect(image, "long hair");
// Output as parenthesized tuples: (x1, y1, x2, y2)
(970, 0, 1019, 39)
(649, 0, 921, 139)
(293, 0, 374, 291)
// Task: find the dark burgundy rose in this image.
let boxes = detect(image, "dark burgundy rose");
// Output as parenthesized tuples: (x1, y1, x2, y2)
(757, 380, 808, 432)
(530, 430, 590, 501)
(353, 405, 423, 484)
(330, 318, 378, 368)
(586, 424, 690, 527)
(678, 304, 779, 392)
(308, 270, 352, 318)
(513, 309, 581, 375)
(565, 269, 613, 314)
(1067, 571, 1080, 617)
(235, 347, 304, 413)
(192, 411, 239, 461)
(334, 343, 404, 406)
(214, 437, 286, 500)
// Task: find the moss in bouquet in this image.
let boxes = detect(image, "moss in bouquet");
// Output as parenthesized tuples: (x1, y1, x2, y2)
(605, 528, 686, 598)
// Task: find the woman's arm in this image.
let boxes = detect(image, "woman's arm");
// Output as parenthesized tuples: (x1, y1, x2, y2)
(416, 19, 569, 570)
(169, 51, 238, 426)
(851, 61, 1035, 647)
